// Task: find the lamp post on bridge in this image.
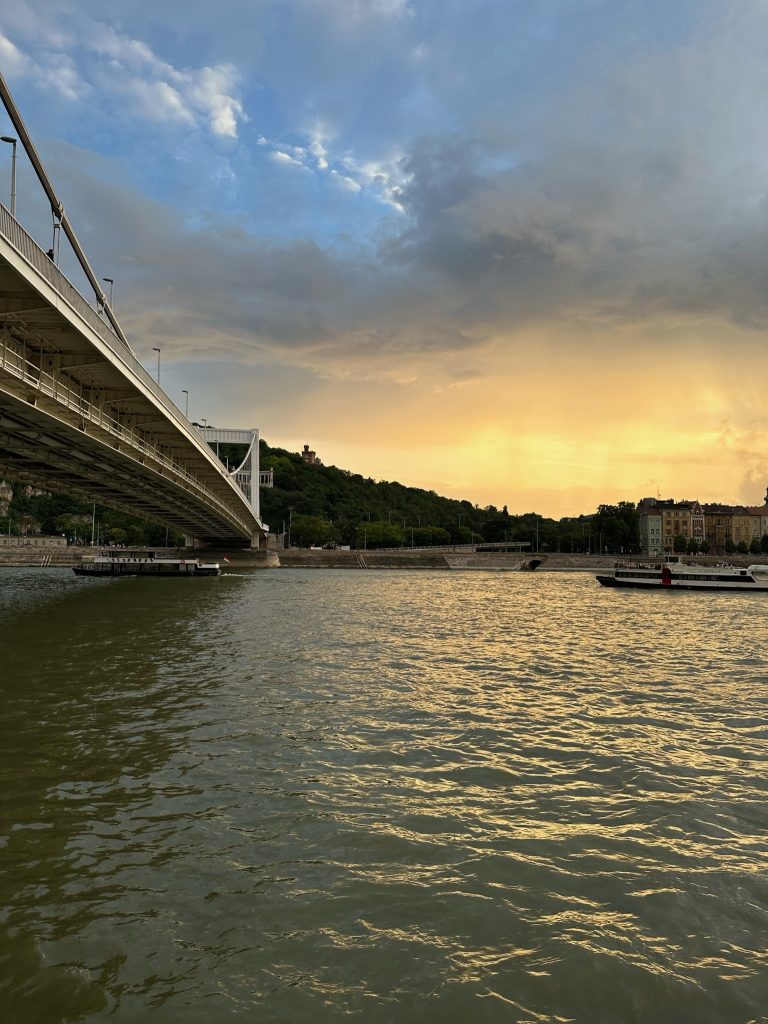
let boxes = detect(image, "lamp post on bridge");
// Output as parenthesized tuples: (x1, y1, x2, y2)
(1, 136, 17, 217)
(152, 347, 161, 385)
(102, 277, 114, 307)
(182, 390, 189, 418)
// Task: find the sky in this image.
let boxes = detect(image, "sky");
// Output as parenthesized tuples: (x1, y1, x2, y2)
(2, 0, 768, 517)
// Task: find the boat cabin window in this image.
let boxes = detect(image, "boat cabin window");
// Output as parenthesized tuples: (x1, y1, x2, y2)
(104, 549, 156, 559)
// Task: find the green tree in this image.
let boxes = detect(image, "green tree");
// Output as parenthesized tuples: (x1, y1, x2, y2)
(290, 514, 332, 547)
(687, 538, 699, 554)
(761, 534, 768, 554)
(54, 514, 78, 537)
(750, 537, 761, 555)
(354, 521, 404, 549)
(126, 524, 147, 546)
(699, 540, 710, 554)
(673, 534, 687, 553)
(725, 538, 737, 554)
(410, 526, 451, 546)
(736, 540, 749, 554)
(594, 502, 640, 553)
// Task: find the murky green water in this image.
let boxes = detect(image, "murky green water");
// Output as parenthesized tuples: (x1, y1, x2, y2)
(1, 567, 767, 1022)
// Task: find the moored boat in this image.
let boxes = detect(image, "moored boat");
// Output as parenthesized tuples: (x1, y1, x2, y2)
(596, 559, 768, 591)
(73, 549, 221, 578)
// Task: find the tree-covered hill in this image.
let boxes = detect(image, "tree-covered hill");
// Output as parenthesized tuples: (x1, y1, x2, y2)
(257, 440, 640, 551)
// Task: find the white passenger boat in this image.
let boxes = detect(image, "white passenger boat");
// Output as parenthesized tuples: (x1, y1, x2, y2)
(73, 549, 221, 578)
(596, 559, 768, 591)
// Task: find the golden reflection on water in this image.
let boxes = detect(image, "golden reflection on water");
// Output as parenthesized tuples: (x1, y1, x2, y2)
(1, 567, 768, 1022)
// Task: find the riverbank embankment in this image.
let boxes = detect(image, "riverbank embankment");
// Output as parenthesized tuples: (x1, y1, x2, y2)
(0, 545, 763, 572)
(0, 545, 279, 569)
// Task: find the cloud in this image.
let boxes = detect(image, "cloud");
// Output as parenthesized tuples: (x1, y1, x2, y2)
(188, 66, 243, 138)
(0, 30, 87, 100)
(373, 6, 768, 345)
(125, 79, 195, 127)
(301, 0, 412, 25)
(330, 170, 361, 192)
(271, 150, 309, 170)
(0, 32, 31, 77)
(1, 15, 245, 139)
(85, 24, 245, 137)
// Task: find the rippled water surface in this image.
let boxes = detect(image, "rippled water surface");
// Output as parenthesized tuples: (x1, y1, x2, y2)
(1, 567, 768, 1022)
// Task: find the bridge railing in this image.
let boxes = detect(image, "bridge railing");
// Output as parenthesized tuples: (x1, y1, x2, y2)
(0, 204, 192, 434)
(0, 203, 261, 524)
(0, 336, 255, 537)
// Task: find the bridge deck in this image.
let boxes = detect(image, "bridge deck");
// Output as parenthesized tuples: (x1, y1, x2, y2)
(0, 204, 264, 544)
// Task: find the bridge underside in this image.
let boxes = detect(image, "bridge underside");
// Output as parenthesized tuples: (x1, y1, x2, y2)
(0, 208, 265, 546)
(0, 385, 249, 542)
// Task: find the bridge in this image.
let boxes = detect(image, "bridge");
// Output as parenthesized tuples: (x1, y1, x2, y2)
(0, 77, 267, 547)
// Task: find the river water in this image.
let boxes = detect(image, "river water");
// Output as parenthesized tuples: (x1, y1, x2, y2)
(1, 567, 767, 1023)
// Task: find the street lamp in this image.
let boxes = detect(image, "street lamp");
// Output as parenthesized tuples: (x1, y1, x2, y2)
(1, 136, 17, 217)
(182, 390, 189, 417)
(152, 347, 161, 384)
(102, 277, 114, 306)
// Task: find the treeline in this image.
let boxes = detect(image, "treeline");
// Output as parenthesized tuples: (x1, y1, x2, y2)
(672, 535, 768, 556)
(258, 441, 640, 551)
(1, 482, 185, 546)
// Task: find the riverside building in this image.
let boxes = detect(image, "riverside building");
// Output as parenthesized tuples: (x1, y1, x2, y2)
(638, 493, 768, 556)
(659, 500, 704, 553)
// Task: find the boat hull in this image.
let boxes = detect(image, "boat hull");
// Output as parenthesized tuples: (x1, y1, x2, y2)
(73, 564, 220, 578)
(72, 548, 221, 578)
(596, 574, 768, 591)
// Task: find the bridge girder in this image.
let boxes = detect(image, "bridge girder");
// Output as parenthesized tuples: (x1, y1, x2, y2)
(0, 387, 251, 540)
(0, 222, 266, 544)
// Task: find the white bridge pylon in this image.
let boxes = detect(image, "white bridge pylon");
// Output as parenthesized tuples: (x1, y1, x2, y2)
(197, 427, 261, 520)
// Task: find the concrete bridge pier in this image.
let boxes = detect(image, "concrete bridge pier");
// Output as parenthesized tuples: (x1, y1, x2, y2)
(183, 530, 270, 552)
